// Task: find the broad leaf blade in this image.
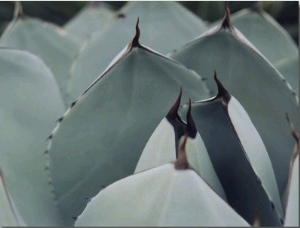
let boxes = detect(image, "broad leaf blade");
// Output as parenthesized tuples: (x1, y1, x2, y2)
(284, 156, 299, 226)
(0, 49, 65, 226)
(0, 169, 26, 226)
(0, 16, 80, 107)
(75, 164, 249, 226)
(179, 79, 283, 226)
(231, 8, 298, 65)
(64, 2, 114, 42)
(274, 54, 299, 96)
(68, 1, 208, 102)
(47, 40, 210, 225)
(171, 24, 300, 197)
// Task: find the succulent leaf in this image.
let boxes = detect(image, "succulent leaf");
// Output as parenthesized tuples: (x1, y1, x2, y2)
(274, 54, 299, 96)
(230, 8, 299, 95)
(231, 8, 298, 65)
(134, 88, 184, 173)
(0, 49, 65, 225)
(171, 9, 300, 197)
(0, 169, 26, 226)
(135, 95, 227, 202)
(64, 2, 114, 42)
(67, 1, 208, 102)
(179, 75, 283, 226)
(75, 162, 249, 226)
(46, 26, 210, 225)
(283, 118, 299, 226)
(0, 13, 81, 107)
(284, 156, 299, 226)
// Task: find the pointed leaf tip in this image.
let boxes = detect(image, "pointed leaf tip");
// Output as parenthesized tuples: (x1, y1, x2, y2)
(14, 1, 24, 19)
(221, 4, 233, 31)
(131, 17, 141, 48)
(166, 87, 182, 122)
(214, 72, 231, 103)
(186, 99, 197, 138)
(175, 132, 189, 170)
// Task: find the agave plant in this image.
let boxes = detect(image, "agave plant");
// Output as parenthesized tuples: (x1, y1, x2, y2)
(0, 1, 299, 227)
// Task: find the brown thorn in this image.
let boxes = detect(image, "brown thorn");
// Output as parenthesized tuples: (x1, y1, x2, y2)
(252, 209, 260, 227)
(214, 71, 231, 103)
(131, 17, 141, 48)
(186, 99, 197, 138)
(175, 131, 189, 170)
(166, 87, 182, 122)
(221, 4, 233, 31)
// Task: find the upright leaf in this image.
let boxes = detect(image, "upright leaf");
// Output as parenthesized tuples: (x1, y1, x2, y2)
(64, 2, 114, 42)
(230, 7, 299, 94)
(231, 7, 298, 65)
(179, 75, 283, 226)
(75, 138, 249, 226)
(46, 23, 210, 225)
(0, 49, 65, 225)
(284, 118, 299, 226)
(68, 1, 208, 102)
(0, 8, 80, 107)
(0, 169, 26, 226)
(171, 8, 300, 197)
(135, 97, 227, 202)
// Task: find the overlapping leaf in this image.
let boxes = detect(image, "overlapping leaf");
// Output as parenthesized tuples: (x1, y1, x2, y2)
(75, 139, 249, 226)
(230, 8, 299, 94)
(0, 169, 26, 226)
(0, 10, 80, 107)
(179, 75, 283, 226)
(171, 9, 300, 197)
(64, 2, 114, 42)
(0, 49, 65, 225)
(46, 25, 210, 225)
(68, 1, 208, 103)
(135, 94, 227, 202)
(284, 120, 299, 227)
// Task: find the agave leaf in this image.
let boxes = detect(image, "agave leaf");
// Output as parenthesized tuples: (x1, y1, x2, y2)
(67, 1, 207, 103)
(0, 11, 81, 107)
(134, 89, 184, 174)
(284, 119, 299, 226)
(274, 54, 299, 96)
(75, 138, 248, 226)
(0, 169, 26, 226)
(284, 156, 299, 226)
(46, 24, 210, 225)
(64, 2, 114, 42)
(231, 8, 298, 64)
(230, 8, 299, 94)
(179, 75, 284, 226)
(135, 96, 227, 202)
(0, 49, 65, 225)
(171, 9, 300, 197)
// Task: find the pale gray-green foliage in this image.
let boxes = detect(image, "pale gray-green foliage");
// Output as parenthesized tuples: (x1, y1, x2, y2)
(230, 9, 299, 95)
(135, 117, 227, 202)
(64, 2, 114, 43)
(284, 155, 299, 226)
(171, 25, 300, 198)
(46, 42, 210, 225)
(0, 2, 298, 227)
(0, 49, 65, 226)
(75, 164, 249, 226)
(0, 17, 81, 107)
(67, 1, 208, 103)
(0, 170, 26, 226)
(179, 90, 282, 226)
